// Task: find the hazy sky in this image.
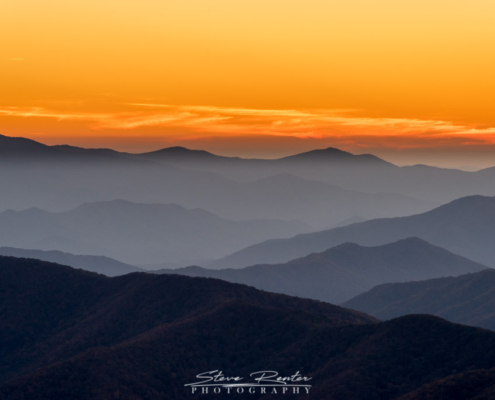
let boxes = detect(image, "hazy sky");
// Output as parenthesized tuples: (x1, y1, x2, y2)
(2, 0, 495, 168)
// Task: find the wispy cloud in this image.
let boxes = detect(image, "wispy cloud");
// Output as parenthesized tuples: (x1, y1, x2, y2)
(0, 107, 104, 121)
(1, 104, 495, 148)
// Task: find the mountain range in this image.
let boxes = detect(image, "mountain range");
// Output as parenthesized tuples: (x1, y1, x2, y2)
(0, 247, 141, 276)
(4, 134, 493, 206)
(343, 268, 495, 331)
(4, 135, 495, 399)
(212, 195, 495, 269)
(157, 238, 486, 304)
(3, 257, 495, 399)
(136, 145, 495, 205)
(0, 200, 311, 265)
(0, 135, 439, 229)
(0, 256, 374, 388)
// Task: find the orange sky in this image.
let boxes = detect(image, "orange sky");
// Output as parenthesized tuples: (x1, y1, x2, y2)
(2, 0, 495, 168)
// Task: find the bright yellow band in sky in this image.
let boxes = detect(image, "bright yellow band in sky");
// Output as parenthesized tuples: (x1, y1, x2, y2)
(1, 0, 495, 167)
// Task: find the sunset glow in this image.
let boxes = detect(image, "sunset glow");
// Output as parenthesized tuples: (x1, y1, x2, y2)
(2, 0, 495, 167)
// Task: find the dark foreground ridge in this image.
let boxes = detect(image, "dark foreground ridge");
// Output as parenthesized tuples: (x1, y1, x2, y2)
(2, 257, 495, 399)
(397, 368, 495, 400)
(0, 256, 374, 384)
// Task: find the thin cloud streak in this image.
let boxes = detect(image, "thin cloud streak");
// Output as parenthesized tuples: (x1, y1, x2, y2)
(0, 107, 107, 121)
(1, 105, 495, 147)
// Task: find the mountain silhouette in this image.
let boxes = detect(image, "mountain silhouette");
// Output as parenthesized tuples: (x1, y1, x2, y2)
(211, 195, 495, 269)
(0, 134, 134, 163)
(157, 238, 486, 304)
(0, 200, 311, 265)
(0, 135, 51, 156)
(140, 146, 233, 162)
(343, 268, 495, 331)
(0, 247, 141, 276)
(2, 258, 495, 399)
(4, 134, 495, 208)
(0, 135, 437, 229)
(139, 145, 392, 172)
(279, 146, 393, 165)
(144, 145, 495, 205)
(0, 256, 375, 385)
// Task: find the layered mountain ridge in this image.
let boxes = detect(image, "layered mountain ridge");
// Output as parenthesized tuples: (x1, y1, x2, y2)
(343, 268, 495, 331)
(0, 200, 311, 265)
(0, 135, 437, 229)
(212, 195, 495, 269)
(158, 237, 486, 303)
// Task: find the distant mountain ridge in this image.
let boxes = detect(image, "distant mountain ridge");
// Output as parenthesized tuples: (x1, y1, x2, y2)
(157, 238, 486, 304)
(343, 268, 495, 331)
(139, 145, 235, 162)
(279, 146, 392, 165)
(0, 135, 390, 165)
(0, 134, 134, 163)
(0, 199, 311, 265)
(211, 195, 495, 269)
(4, 134, 495, 206)
(0, 247, 141, 276)
(0, 135, 437, 228)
